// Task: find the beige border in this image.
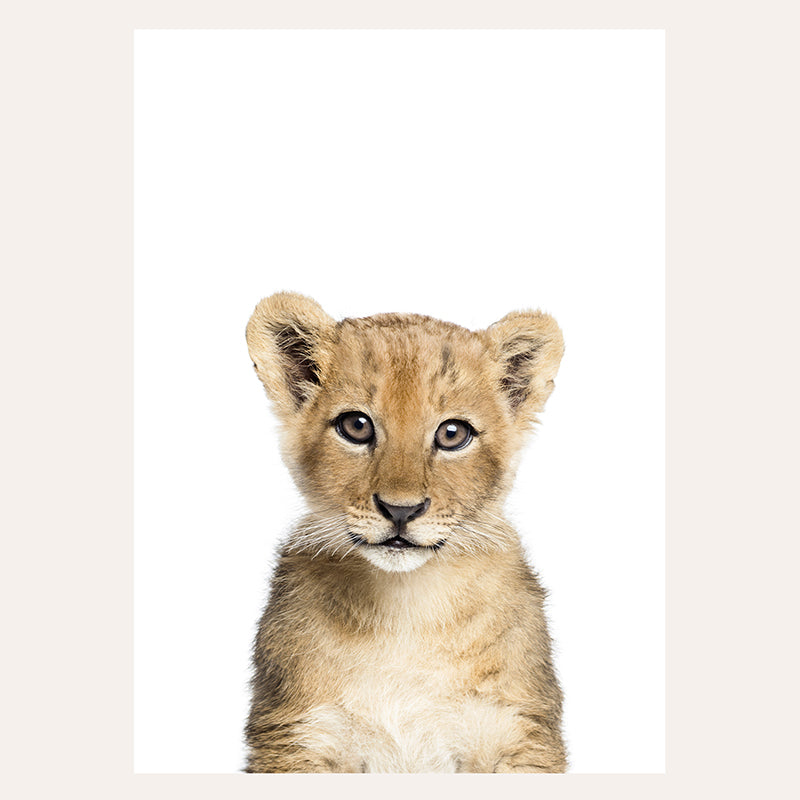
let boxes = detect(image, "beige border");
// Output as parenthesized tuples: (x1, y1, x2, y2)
(4, 1, 797, 798)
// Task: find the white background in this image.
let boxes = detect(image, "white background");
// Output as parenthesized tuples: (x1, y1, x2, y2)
(134, 30, 664, 774)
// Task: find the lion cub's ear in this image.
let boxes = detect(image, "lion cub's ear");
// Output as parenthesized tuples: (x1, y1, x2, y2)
(246, 292, 336, 416)
(484, 310, 565, 421)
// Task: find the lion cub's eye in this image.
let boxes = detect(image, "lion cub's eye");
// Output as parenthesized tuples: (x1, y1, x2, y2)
(335, 412, 375, 445)
(434, 419, 474, 451)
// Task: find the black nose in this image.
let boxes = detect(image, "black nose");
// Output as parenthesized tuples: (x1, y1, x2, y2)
(373, 494, 430, 525)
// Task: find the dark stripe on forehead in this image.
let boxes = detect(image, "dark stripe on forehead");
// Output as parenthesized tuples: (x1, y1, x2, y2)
(361, 347, 378, 372)
(439, 345, 451, 376)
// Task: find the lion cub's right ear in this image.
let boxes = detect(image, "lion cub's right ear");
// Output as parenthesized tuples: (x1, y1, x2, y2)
(246, 292, 336, 417)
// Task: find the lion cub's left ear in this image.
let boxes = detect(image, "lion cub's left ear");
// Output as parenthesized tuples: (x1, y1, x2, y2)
(246, 292, 336, 418)
(484, 310, 565, 421)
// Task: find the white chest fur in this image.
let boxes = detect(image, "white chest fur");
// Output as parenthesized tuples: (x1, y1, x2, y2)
(299, 639, 521, 773)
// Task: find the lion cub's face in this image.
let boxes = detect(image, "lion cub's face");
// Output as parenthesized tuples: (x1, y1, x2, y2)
(247, 293, 563, 573)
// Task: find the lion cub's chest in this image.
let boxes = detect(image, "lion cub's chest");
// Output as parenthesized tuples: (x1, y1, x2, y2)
(302, 633, 515, 773)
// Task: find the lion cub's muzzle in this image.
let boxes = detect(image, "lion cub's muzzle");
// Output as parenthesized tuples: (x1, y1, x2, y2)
(351, 495, 441, 550)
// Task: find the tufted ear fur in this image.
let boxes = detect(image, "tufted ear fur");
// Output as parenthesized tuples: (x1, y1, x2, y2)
(246, 292, 336, 417)
(484, 309, 565, 421)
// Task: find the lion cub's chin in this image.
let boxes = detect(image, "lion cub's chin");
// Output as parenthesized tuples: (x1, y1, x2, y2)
(356, 545, 437, 573)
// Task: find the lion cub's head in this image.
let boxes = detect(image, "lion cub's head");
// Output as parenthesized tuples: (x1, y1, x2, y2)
(247, 292, 563, 573)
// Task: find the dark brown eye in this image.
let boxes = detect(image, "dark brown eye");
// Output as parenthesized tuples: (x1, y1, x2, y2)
(335, 412, 375, 445)
(434, 419, 474, 451)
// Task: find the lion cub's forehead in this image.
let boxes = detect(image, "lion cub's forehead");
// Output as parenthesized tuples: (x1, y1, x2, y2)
(325, 314, 495, 411)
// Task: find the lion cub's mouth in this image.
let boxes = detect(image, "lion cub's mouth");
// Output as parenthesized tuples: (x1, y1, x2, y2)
(348, 531, 445, 551)
(379, 535, 416, 550)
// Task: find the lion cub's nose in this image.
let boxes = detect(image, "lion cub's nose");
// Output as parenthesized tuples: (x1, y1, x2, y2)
(373, 494, 431, 525)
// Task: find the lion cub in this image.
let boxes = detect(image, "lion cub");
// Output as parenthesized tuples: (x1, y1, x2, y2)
(244, 292, 567, 773)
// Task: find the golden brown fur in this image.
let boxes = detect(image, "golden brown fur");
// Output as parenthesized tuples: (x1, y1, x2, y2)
(244, 292, 567, 773)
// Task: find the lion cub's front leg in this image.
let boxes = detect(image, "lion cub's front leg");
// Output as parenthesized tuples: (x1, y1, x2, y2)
(492, 743, 568, 773)
(456, 704, 567, 774)
(491, 718, 568, 773)
(245, 714, 362, 773)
